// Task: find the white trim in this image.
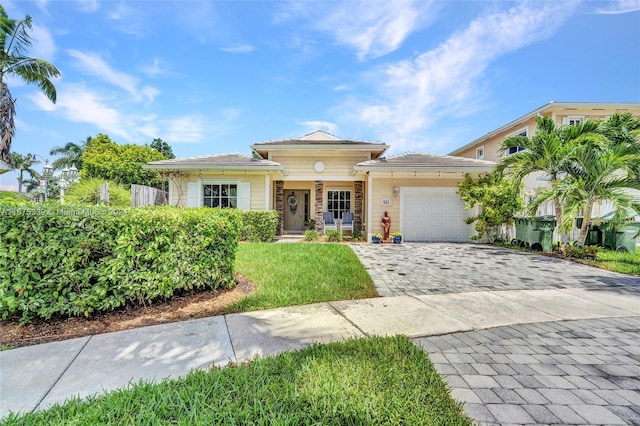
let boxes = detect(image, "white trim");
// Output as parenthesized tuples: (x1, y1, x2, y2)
(264, 175, 270, 209)
(278, 174, 365, 181)
(506, 126, 529, 138)
(198, 178, 241, 208)
(476, 146, 485, 160)
(366, 174, 373, 238)
(562, 116, 585, 126)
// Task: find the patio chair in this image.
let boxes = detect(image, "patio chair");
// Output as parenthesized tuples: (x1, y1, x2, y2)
(341, 211, 354, 234)
(323, 211, 338, 233)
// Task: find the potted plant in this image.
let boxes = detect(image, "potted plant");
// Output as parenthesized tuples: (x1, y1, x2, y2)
(391, 232, 403, 244)
(370, 232, 383, 244)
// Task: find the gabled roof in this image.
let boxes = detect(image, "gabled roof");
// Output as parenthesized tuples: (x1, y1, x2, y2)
(449, 101, 640, 156)
(355, 152, 495, 172)
(251, 130, 389, 159)
(144, 153, 283, 171)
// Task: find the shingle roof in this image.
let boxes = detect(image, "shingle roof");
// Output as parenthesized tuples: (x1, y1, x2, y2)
(355, 152, 496, 171)
(251, 130, 388, 147)
(144, 153, 283, 171)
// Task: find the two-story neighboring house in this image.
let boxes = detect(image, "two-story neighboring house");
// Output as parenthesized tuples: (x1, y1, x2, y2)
(449, 101, 640, 216)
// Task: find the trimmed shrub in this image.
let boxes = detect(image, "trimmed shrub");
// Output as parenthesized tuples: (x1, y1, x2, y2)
(0, 205, 240, 323)
(239, 210, 279, 242)
(304, 229, 320, 241)
(325, 230, 343, 242)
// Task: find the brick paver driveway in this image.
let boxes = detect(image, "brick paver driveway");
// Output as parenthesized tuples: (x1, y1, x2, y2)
(350, 242, 640, 297)
(351, 243, 640, 425)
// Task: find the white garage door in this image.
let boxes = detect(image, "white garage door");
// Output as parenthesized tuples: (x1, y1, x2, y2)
(400, 187, 476, 242)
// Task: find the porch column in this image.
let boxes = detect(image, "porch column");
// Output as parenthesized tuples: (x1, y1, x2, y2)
(354, 181, 363, 232)
(275, 180, 284, 235)
(314, 180, 323, 232)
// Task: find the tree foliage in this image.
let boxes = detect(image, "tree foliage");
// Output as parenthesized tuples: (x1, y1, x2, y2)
(457, 173, 523, 242)
(150, 137, 175, 159)
(0, 5, 60, 164)
(81, 134, 166, 188)
(10, 152, 40, 193)
(65, 178, 131, 207)
(497, 114, 640, 247)
(49, 136, 90, 170)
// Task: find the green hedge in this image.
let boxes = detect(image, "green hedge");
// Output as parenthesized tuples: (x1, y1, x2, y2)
(240, 210, 279, 242)
(0, 205, 241, 324)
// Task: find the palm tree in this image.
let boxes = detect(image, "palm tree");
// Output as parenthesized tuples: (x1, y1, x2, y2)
(495, 116, 600, 225)
(49, 136, 90, 170)
(529, 143, 640, 246)
(0, 5, 60, 165)
(11, 152, 40, 192)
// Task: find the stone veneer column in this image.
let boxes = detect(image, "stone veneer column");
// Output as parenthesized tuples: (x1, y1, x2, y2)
(354, 181, 363, 232)
(314, 181, 323, 232)
(275, 180, 284, 235)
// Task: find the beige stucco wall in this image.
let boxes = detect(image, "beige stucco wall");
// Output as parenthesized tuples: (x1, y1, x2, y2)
(270, 154, 369, 179)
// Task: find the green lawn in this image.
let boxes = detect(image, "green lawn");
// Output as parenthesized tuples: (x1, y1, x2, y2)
(580, 248, 640, 276)
(2, 336, 471, 426)
(229, 243, 378, 312)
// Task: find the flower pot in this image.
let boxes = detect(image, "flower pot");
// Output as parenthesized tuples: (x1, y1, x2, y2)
(393, 236, 402, 244)
(371, 236, 381, 244)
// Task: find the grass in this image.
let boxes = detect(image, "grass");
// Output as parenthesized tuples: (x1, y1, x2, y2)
(579, 248, 640, 276)
(230, 243, 378, 312)
(1, 336, 471, 425)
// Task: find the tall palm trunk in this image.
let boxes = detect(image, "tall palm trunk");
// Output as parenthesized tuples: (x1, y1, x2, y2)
(577, 203, 593, 247)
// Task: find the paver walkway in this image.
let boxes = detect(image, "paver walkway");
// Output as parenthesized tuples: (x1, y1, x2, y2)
(353, 242, 640, 425)
(415, 317, 640, 425)
(351, 242, 640, 296)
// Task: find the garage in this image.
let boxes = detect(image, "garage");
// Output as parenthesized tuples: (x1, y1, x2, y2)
(400, 187, 476, 242)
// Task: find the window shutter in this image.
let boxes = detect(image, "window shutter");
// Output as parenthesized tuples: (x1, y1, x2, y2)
(186, 182, 199, 207)
(238, 182, 250, 210)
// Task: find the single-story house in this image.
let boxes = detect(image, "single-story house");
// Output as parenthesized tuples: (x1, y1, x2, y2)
(145, 130, 495, 241)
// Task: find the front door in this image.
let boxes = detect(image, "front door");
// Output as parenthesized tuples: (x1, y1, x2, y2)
(283, 190, 308, 232)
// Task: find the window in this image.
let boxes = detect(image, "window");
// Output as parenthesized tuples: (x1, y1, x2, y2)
(505, 128, 528, 155)
(203, 183, 237, 208)
(327, 190, 351, 219)
(562, 116, 584, 126)
(476, 146, 484, 160)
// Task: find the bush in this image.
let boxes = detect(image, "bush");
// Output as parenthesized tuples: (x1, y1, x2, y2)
(0, 205, 241, 323)
(239, 210, 279, 242)
(304, 229, 320, 241)
(351, 230, 364, 242)
(561, 244, 598, 260)
(65, 178, 130, 207)
(325, 230, 342, 242)
(0, 191, 30, 206)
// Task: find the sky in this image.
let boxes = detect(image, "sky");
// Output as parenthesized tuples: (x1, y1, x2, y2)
(1, 0, 640, 190)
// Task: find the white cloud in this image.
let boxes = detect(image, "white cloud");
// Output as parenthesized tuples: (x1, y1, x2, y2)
(221, 44, 255, 54)
(28, 84, 131, 139)
(67, 49, 159, 102)
(348, 2, 577, 151)
(165, 116, 204, 143)
(141, 58, 165, 77)
(595, 0, 640, 14)
(280, 0, 438, 60)
(299, 120, 338, 135)
(29, 25, 56, 62)
(75, 0, 99, 13)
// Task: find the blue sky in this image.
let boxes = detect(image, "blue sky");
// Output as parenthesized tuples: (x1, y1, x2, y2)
(2, 0, 639, 190)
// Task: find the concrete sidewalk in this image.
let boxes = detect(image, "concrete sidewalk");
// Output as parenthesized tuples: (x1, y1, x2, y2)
(1, 287, 640, 419)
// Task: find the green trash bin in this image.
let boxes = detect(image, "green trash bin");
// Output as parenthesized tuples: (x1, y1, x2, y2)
(616, 222, 640, 253)
(602, 221, 640, 253)
(531, 215, 556, 252)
